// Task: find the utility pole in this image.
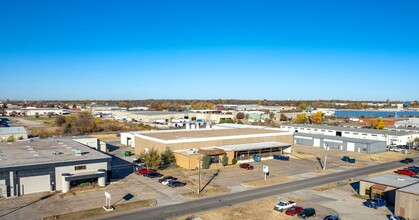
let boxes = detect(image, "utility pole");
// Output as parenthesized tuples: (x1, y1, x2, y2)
(323, 146, 329, 170)
(198, 156, 201, 194)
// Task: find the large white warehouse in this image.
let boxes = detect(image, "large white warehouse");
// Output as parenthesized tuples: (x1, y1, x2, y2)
(280, 124, 419, 146)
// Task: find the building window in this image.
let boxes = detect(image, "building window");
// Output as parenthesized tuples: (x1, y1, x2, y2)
(75, 165, 86, 171)
(353, 133, 358, 135)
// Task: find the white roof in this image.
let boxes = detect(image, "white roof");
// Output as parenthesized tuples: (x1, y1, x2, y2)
(362, 174, 419, 188)
(398, 183, 419, 195)
(215, 141, 291, 151)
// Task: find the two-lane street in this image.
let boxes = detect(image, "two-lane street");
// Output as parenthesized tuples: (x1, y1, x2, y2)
(98, 156, 419, 220)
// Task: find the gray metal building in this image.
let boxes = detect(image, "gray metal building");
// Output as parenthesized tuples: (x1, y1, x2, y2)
(293, 133, 387, 153)
(0, 139, 111, 198)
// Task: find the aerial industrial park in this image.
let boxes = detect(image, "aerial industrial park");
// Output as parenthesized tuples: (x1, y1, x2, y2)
(1, 1, 419, 220)
(0, 100, 418, 220)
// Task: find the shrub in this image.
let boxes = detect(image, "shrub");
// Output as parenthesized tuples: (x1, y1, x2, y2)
(160, 148, 177, 169)
(202, 155, 211, 169)
(221, 154, 228, 167)
(6, 136, 15, 142)
(232, 158, 237, 165)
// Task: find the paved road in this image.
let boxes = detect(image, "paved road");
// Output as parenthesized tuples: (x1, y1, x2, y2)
(98, 157, 419, 220)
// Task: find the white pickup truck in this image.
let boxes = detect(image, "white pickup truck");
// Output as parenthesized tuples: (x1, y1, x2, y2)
(273, 201, 296, 212)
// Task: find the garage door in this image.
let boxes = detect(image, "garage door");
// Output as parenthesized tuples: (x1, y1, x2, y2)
(313, 138, 320, 147)
(20, 175, 51, 195)
(347, 142, 355, 152)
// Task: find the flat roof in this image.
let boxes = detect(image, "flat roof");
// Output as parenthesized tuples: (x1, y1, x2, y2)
(141, 128, 285, 141)
(361, 174, 419, 188)
(215, 141, 291, 151)
(0, 126, 27, 135)
(0, 139, 111, 168)
(397, 183, 419, 195)
(284, 124, 410, 136)
(130, 111, 184, 116)
(387, 127, 419, 131)
(294, 133, 386, 144)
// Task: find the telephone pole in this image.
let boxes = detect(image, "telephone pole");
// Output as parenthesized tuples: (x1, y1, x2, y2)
(323, 146, 330, 170)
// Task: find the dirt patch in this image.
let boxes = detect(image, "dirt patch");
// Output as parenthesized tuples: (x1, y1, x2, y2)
(292, 150, 317, 160)
(241, 176, 294, 187)
(312, 179, 352, 192)
(174, 196, 301, 220)
(42, 199, 156, 220)
(356, 151, 415, 163)
(313, 169, 334, 174)
(181, 184, 230, 199)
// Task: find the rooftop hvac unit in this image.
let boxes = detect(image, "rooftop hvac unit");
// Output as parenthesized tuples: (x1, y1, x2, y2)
(74, 149, 82, 156)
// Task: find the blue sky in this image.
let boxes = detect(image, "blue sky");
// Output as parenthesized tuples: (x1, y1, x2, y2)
(0, 0, 418, 101)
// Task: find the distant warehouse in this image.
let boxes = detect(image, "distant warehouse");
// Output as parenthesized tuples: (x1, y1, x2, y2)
(294, 133, 387, 153)
(281, 124, 419, 146)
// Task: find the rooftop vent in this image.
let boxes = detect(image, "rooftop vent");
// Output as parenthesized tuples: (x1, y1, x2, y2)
(52, 151, 63, 156)
(397, 178, 405, 181)
(74, 149, 82, 156)
(33, 154, 40, 157)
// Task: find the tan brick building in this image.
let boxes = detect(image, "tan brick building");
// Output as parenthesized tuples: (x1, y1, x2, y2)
(395, 184, 419, 219)
(133, 127, 293, 169)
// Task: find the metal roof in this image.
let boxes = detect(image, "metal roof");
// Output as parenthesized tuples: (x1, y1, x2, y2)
(0, 139, 111, 168)
(397, 183, 419, 195)
(215, 141, 291, 151)
(361, 174, 419, 188)
(130, 111, 184, 116)
(0, 126, 27, 135)
(293, 133, 386, 144)
(284, 124, 410, 136)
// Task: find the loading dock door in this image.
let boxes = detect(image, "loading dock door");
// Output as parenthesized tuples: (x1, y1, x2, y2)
(20, 175, 51, 195)
(347, 142, 355, 152)
(313, 138, 320, 147)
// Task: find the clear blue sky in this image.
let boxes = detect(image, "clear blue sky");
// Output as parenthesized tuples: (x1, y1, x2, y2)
(1, 0, 418, 101)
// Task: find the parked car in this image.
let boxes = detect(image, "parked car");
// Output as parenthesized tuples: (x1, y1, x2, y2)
(342, 156, 350, 162)
(239, 163, 254, 170)
(389, 215, 406, 220)
(132, 157, 141, 164)
(162, 179, 177, 186)
(273, 201, 296, 212)
(323, 215, 341, 220)
(395, 169, 417, 177)
(363, 198, 387, 209)
(135, 168, 155, 175)
(407, 166, 419, 173)
(285, 206, 304, 216)
(168, 181, 187, 188)
(297, 208, 316, 218)
(158, 176, 177, 183)
(144, 172, 163, 178)
(400, 158, 414, 164)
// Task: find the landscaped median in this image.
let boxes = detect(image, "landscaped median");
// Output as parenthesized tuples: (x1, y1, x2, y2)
(42, 199, 156, 220)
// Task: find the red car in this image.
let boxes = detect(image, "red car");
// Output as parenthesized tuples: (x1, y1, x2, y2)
(239, 163, 254, 170)
(285, 206, 304, 216)
(396, 169, 417, 177)
(135, 168, 155, 175)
